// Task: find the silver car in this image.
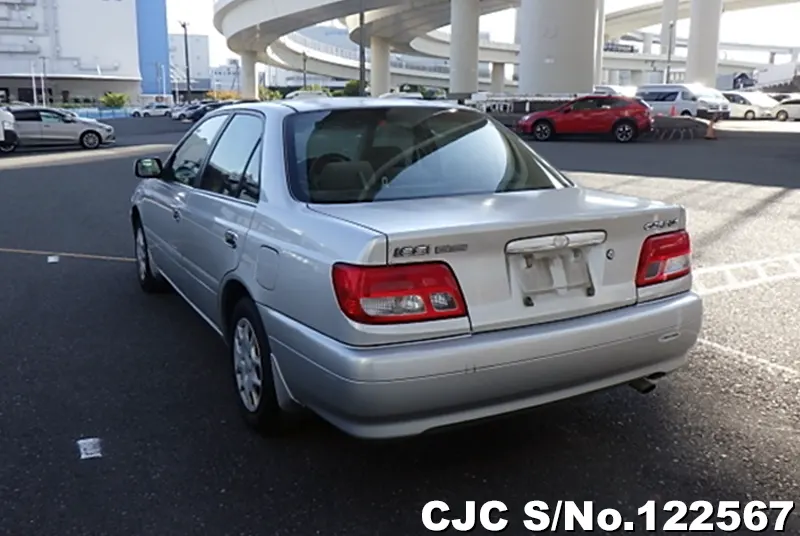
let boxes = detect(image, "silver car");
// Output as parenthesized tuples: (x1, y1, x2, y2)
(8, 106, 115, 150)
(130, 99, 703, 439)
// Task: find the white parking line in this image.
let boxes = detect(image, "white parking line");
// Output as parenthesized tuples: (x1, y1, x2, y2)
(76, 437, 103, 460)
(698, 339, 800, 377)
(693, 253, 800, 297)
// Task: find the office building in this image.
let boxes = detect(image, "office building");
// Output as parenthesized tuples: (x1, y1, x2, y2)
(169, 33, 211, 93)
(0, 0, 170, 104)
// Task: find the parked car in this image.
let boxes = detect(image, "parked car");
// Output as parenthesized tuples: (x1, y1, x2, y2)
(772, 97, 800, 121)
(5, 106, 114, 150)
(0, 106, 18, 154)
(766, 93, 799, 103)
(173, 104, 201, 120)
(516, 94, 653, 143)
(129, 99, 702, 439)
(188, 101, 232, 122)
(721, 91, 778, 120)
(131, 102, 171, 117)
(635, 83, 730, 119)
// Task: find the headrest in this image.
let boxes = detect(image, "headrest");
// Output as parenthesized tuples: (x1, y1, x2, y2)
(314, 161, 374, 201)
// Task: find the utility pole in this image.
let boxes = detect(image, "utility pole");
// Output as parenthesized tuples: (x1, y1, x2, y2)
(302, 52, 308, 88)
(358, 0, 366, 96)
(179, 21, 192, 102)
(40, 56, 48, 105)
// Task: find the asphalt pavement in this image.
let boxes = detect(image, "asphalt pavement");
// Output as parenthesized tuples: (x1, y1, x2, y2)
(0, 118, 798, 535)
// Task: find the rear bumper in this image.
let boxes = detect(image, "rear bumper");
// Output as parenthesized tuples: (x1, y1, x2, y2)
(264, 291, 703, 439)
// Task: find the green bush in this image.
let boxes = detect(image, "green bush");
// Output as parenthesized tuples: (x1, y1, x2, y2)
(100, 93, 128, 108)
(342, 80, 361, 96)
(258, 87, 282, 101)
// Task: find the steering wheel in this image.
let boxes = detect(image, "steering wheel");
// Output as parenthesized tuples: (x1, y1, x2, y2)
(309, 153, 351, 178)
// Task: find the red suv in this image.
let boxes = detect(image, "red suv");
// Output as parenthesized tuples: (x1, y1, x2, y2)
(516, 95, 653, 143)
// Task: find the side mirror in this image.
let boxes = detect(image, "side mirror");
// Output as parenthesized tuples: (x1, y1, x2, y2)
(562, 107, 572, 113)
(134, 157, 163, 178)
(63, 115, 76, 122)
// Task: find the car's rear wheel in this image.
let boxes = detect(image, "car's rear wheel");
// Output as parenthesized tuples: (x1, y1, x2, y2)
(143, 112, 150, 117)
(776, 110, 789, 121)
(134, 223, 168, 293)
(532, 120, 554, 141)
(229, 298, 286, 435)
(80, 131, 101, 149)
(132, 111, 141, 117)
(744, 110, 756, 120)
(613, 120, 637, 143)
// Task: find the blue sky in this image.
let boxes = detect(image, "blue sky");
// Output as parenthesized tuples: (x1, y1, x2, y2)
(166, 0, 800, 66)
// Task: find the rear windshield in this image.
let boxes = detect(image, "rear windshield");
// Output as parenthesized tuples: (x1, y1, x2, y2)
(284, 106, 568, 204)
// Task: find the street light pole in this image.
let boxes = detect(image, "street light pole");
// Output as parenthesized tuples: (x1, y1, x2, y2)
(665, 21, 675, 83)
(358, 0, 366, 96)
(179, 21, 192, 102)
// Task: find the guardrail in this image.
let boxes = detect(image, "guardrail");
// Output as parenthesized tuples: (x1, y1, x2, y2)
(65, 107, 138, 119)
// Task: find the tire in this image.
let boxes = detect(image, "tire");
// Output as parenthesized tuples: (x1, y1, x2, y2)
(0, 141, 17, 154)
(178, 113, 185, 120)
(532, 120, 554, 141)
(80, 130, 101, 149)
(132, 111, 141, 117)
(612, 120, 638, 143)
(776, 110, 789, 122)
(229, 297, 286, 435)
(680, 110, 693, 117)
(143, 112, 150, 117)
(133, 222, 169, 293)
(165, 112, 171, 118)
(744, 110, 756, 120)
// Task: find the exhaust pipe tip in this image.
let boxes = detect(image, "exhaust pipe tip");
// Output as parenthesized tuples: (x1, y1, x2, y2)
(629, 378, 657, 394)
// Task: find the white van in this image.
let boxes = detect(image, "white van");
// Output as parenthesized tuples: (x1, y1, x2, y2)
(721, 90, 778, 120)
(284, 90, 329, 100)
(635, 83, 730, 119)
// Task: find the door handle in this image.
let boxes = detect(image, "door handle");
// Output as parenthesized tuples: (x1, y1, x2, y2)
(224, 229, 238, 248)
(171, 206, 181, 221)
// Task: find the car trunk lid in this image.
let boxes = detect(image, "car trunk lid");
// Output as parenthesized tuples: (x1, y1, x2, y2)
(310, 188, 685, 333)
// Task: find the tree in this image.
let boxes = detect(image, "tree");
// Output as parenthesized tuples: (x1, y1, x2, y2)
(342, 80, 360, 96)
(206, 90, 240, 101)
(100, 93, 128, 108)
(259, 87, 281, 101)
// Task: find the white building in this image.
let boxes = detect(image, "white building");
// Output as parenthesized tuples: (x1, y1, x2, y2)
(0, 0, 170, 104)
(169, 34, 211, 92)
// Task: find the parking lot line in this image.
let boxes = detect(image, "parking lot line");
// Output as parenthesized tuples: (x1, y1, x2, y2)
(698, 338, 800, 377)
(0, 247, 134, 263)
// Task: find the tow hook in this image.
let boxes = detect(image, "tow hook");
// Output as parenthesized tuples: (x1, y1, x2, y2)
(629, 378, 656, 394)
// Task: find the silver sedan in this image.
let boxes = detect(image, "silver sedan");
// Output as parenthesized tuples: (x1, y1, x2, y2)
(6, 106, 115, 150)
(129, 98, 703, 439)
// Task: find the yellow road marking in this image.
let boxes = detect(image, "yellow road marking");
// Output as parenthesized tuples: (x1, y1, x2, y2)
(0, 247, 134, 263)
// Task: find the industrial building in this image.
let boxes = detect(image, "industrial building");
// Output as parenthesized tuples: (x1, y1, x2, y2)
(0, 0, 170, 104)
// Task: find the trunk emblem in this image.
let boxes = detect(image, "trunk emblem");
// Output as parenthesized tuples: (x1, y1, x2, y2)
(644, 218, 678, 231)
(552, 236, 569, 248)
(606, 249, 615, 260)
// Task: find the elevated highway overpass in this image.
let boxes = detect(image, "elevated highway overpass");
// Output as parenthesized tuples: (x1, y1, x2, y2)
(214, 0, 799, 96)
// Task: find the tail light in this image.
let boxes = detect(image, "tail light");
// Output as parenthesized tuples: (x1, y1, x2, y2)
(332, 262, 467, 324)
(636, 230, 692, 287)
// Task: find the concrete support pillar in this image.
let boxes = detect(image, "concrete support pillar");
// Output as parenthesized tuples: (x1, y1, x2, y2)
(513, 8, 521, 82)
(643, 34, 653, 55)
(631, 70, 646, 86)
(369, 36, 391, 96)
(769, 51, 777, 65)
(594, 0, 605, 85)
(490, 63, 505, 93)
(792, 49, 799, 63)
(608, 69, 620, 85)
(519, 0, 596, 94)
(686, 0, 723, 86)
(240, 51, 257, 99)
(660, 0, 679, 57)
(449, 0, 480, 96)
